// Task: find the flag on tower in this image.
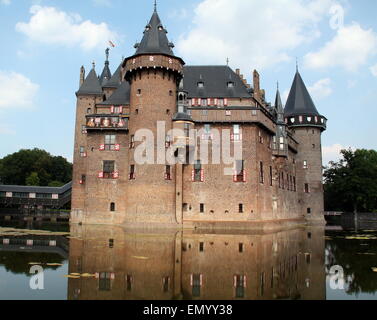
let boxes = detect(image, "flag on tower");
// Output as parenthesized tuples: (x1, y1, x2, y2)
(109, 41, 115, 48)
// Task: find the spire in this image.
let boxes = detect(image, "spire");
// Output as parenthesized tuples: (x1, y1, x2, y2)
(99, 48, 112, 85)
(103, 63, 122, 88)
(133, 8, 175, 56)
(275, 86, 284, 124)
(154, 0, 157, 12)
(76, 68, 103, 96)
(284, 71, 320, 117)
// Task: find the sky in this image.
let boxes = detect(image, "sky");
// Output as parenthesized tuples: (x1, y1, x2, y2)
(0, 0, 376, 165)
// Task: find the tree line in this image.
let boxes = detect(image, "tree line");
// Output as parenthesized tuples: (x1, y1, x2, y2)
(0, 149, 72, 187)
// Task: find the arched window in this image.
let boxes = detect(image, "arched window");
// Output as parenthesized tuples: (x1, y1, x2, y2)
(110, 202, 115, 212)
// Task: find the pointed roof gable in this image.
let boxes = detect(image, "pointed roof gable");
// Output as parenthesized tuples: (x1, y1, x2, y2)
(99, 62, 112, 85)
(103, 63, 122, 88)
(101, 81, 130, 106)
(76, 68, 103, 96)
(134, 8, 175, 56)
(284, 71, 320, 117)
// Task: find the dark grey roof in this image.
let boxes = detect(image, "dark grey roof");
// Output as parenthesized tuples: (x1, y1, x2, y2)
(173, 112, 194, 123)
(274, 89, 284, 123)
(76, 69, 103, 96)
(0, 182, 72, 194)
(101, 81, 130, 105)
(134, 9, 175, 57)
(183, 66, 252, 98)
(99, 61, 112, 86)
(104, 63, 122, 88)
(284, 71, 320, 117)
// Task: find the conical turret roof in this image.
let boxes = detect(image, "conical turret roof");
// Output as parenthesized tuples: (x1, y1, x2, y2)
(134, 8, 175, 56)
(76, 68, 103, 96)
(284, 71, 320, 117)
(275, 88, 285, 124)
(104, 63, 122, 88)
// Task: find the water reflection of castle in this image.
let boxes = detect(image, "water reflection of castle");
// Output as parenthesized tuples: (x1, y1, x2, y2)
(68, 225, 325, 300)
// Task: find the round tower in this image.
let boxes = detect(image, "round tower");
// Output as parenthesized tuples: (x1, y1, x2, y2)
(121, 6, 185, 226)
(284, 70, 327, 224)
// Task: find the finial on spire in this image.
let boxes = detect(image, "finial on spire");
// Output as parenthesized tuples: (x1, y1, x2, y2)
(92, 61, 95, 70)
(105, 48, 109, 62)
(296, 57, 299, 72)
(154, 0, 157, 12)
(226, 57, 229, 66)
(277, 81, 279, 90)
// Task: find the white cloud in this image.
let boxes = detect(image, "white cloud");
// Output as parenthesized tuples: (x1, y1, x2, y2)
(177, 0, 336, 72)
(308, 78, 332, 100)
(370, 63, 377, 77)
(305, 23, 377, 72)
(1, 0, 11, 5)
(16, 5, 118, 51)
(322, 144, 354, 165)
(0, 71, 39, 110)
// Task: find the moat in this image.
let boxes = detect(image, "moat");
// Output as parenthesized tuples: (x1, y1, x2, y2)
(0, 219, 376, 300)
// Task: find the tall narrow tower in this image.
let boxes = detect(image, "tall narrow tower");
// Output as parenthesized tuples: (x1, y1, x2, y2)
(122, 6, 185, 225)
(285, 71, 327, 224)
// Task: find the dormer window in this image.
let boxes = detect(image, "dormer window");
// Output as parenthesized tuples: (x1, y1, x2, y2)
(158, 26, 163, 31)
(197, 82, 204, 88)
(145, 25, 151, 31)
(227, 81, 235, 88)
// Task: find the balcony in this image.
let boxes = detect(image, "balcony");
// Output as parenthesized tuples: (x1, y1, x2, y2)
(86, 115, 129, 132)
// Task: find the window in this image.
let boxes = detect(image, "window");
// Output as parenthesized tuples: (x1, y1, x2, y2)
(114, 106, 123, 114)
(165, 165, 171, 180)
(259, 131, 264, 144)
(303, 160, 308, 169)
(81, 125, 87, 134)
(202, 124, 212, 140)
(251, 110, 257, 116)
(218, 99, 224, 107)
(279, 137, 285, 150)
(130, 135, 135, 149)
(183, 203, 188, 212)
(126, 275, 133, 291)
(129, 165, 136, 180)
(103, 161, 115, 179)
(312, 144, 316, 149)
(79, 146, 86, 157)
(80, 175, 86, 185)
(281, 172, 285, 189)
(193, 160, 203, 182)
(272, 136, 277, 149)
(197, 82, 204, 88)
(269, 166, 273, 186)
(293, 177, 297, 192)
(191, 274, 202, 297)
(199, 242, 204, 252)
(201, 109, 208, 116)
(259, 162, 264, 184)
(169, 90, 173, 96)
(110, 202, 115, 212)
(201, 99, 207, 107)
(137, 89, 142, 95)
(234, 275, 246, 298)
(163, 277, 170, 292)
(104, 135, 116, 151)
(227, 81, 235, 88)
(232, 125, 241, 141)
(304, 183, 310, 193)
(200, 203, 205, 213)
(239, 243, 244, 253)
(99, 272, 111, 291)
(87, 108, 92, 114)
(307, 208, 311, 214)
(109, 239, 114, 248)
(239, 204, 244, 213)
(234, 160, 246, 182)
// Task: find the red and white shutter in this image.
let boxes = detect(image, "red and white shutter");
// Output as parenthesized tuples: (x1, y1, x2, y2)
(200, 169, 204, 182)
(207, 98, 211, 106)
(98, 172, 104, 178)
(79, 179, 83, 185)
(191, 170, 195, 182)
(233, 170, 237, 182)
(243, 170, 247, 182)
(115, 144, 120, 151)
(113, 171, 119, 179)
(192, 98, 196, 106)
(214, 98, 218, 106)
(119, 106, 123, 114)
(110, 106, 115, 114)
(110, 273, 115, 280)
(243, 275, 247, 288)
(224, 98, 228, 106)
(99, 144, 105, 151)
(200, 274, 203, 286)
(233, 276, 237, 288)
(190, 274, 193, 286)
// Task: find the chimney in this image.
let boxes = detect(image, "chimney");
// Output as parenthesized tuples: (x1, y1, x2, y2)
(79, 66, 85, 87)
(253, 70, 261, 100)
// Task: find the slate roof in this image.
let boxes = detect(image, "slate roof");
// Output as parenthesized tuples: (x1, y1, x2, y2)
(284, 71, 320, 117)
(134, 8, 175, 57)
(99, 61, 112, 86)
(0, 182, 72, 194)
(103, 63, 122, 88)
(274, 89, 284, 123)
(101, 81, 130, 105)
(183, 66, 252, 99)
(76, 69, 103, 96)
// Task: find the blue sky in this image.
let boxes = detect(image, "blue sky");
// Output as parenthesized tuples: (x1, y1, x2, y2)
(0, 0, 376, 164)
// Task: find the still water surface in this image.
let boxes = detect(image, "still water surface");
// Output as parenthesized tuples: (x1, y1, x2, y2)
(0, 220, 376, 300)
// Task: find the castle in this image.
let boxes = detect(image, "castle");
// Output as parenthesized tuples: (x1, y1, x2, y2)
(71, 7, 327, 230)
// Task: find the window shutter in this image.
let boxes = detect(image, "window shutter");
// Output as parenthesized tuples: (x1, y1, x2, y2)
(110, 273, 115, 280)
(233, 276, 237, 288)
(98, 172, 104, 179)
(79, 179, 83, 185)
(243, 170, 247, 182)
(110, 106, 115, 114)
(243, 276, 247, 288)
(224, 98, 228, 106)
(113, 171, 119, 179)
(192, 98, 196, 106)
(207, 98, 211, 106)
(200, 274, 203, 286)
(115, 144, 120, 151)
(233, 171, 237, 182)
(119, 106, 123, 114)
(214, 98, 218, 106)
(190, 274, 193, 286)
(191, 170, 195, 182)
(99, 144, 105, 151)
(200, 169, 204, 182)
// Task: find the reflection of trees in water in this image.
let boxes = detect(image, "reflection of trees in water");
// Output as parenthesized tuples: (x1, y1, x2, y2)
(0, 252, 65, 275)
(325, 232, 377, 295)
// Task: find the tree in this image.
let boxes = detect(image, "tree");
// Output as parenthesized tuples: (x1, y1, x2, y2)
(324, 149, 377, 213)
(26, 172, 40, 186)
(0, 148, 72, 186)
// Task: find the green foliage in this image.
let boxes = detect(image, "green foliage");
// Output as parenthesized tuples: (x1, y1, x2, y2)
(0, 148, 72, 187)
(324, 149, 377, 213)
(26, 172, 40, 186)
